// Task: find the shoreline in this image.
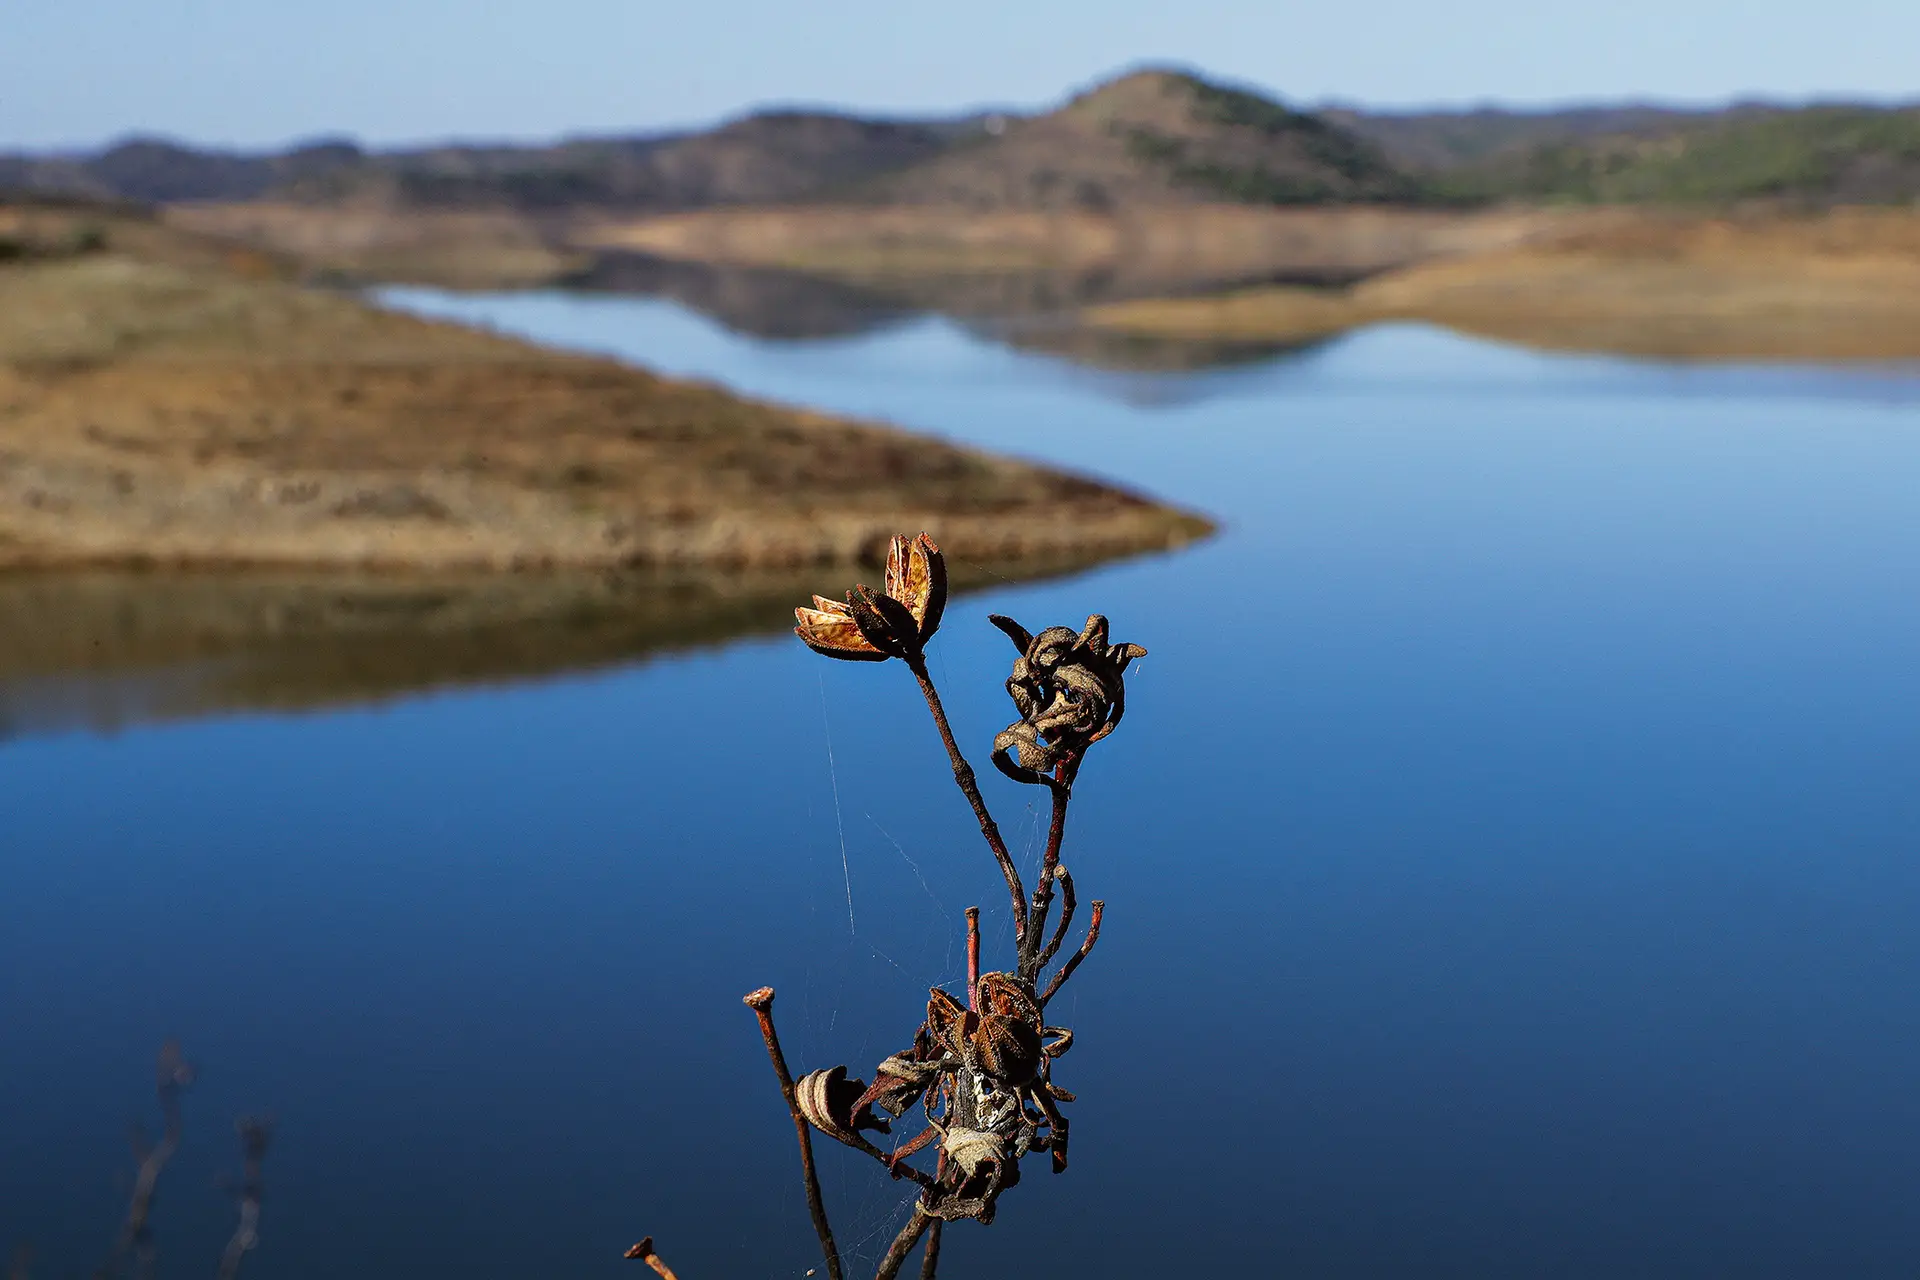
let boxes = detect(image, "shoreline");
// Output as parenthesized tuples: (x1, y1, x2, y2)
(0, 212, 1213, 573)
(1078, 208, 1920, 362)
(125, 198, 1920, 364)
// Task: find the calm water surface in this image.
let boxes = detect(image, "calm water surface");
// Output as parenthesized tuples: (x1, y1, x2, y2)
(6, 299, 1920, 1278)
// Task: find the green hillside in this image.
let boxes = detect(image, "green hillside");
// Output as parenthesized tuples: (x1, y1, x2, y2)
(1432, 106, 1920, 204)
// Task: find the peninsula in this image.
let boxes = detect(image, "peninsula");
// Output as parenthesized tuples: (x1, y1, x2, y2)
(0, 202, 1209, 571)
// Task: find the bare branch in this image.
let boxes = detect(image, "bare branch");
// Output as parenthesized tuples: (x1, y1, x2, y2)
(624, 1237, 683, 1280)
(1040, 901, 1105, 1008)
(873, 1210, 932, 1280)
(1020, 760, 1078, 981)
(906, 655, 1027, 944)
(215, 1117, 270, 1280)
(96, 1041, 193, 1280)
(1035, 865, 1077, 975)
(743, 988, 843, 1280)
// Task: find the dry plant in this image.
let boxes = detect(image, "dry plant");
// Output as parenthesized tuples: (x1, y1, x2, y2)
(633, 533, 1144, 1280)
(8, 1043, 269, 1280)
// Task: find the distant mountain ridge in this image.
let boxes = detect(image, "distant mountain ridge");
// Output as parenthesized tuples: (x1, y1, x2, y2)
(0, 113, 982, 211)
(6, 68, 1919, 212)
(846, 71, 1419, 209)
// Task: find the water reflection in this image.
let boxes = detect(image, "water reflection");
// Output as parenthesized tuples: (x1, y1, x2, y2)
(566, 252, 915, 341)
(563, 251, 1327, 371)
(0, 555, 1146, 739)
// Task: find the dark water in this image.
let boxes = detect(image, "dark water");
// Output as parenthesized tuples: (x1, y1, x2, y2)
(6, 299, 1920, 1279)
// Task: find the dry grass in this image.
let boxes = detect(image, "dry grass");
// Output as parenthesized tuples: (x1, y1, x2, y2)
(0, 245, 1209, 571)
(163, 202, 588, 288)
(576, 204, 1572, 294)
(1083, 207, 1920, 359)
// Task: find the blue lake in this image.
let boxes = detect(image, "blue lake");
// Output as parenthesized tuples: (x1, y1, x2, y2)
(5, 298, 1920, 1278)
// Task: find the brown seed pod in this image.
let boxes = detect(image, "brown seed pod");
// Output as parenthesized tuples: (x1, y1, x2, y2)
(795, 1065, 887, 1141)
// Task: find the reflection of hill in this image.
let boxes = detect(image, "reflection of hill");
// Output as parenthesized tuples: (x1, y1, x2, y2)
(566, 249, 1370, 369)
(0, 553, 1160, 738)
(984, 321, 1321, 372)
(567, 252, 911, 340)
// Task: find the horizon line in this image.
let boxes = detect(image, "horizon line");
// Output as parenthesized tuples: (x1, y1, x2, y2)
(7, 69, 1918, 158)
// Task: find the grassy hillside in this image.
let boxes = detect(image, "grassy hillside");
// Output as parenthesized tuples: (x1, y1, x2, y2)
(1328, 105, 1767, 169)
(1080, 208, 1920, 359)
(1433, 106, 1920, 205)
(855, 70, 1417, 210)
(0, 199, 1211, 569)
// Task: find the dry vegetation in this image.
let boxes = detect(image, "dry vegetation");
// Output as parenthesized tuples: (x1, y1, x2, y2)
(578, 203, 1566, 292)
(1082, 207, 1920, 359)
(163, 201, 588, 287)
(0, 210, 1209, 572)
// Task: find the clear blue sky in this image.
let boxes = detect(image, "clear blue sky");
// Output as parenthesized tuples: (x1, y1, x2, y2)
(5, 0, 1915, 150)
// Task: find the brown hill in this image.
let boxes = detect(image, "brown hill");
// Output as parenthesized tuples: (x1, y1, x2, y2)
(0, 200, 1211, 570)
(854, 69, 1417, 211)
(279, 112, 970, 211)
(12, 75, 1920, 221)
(1080, 207, 1920, 360)
(0, 114, 974, 214)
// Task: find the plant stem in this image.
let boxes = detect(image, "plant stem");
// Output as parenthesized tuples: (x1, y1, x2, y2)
(99, 1042, 191, 1280)
(1040, 901, 1104, 1008)
(215, 1118, 270, 1280)
(965, 907, 980, 1006)
(743, 988, 843, 1280)
(1020, 760, 1075, 980)
(1036, 865, 1076, 974)
(624, 1238, 683, 1280)
(918, 1220, 942, 1280)
(823, 1127, 935, 1189)
(917, 1149, 947, 1279)
(874, 1210, 932, 1280)
(906, 655, 1026, 945)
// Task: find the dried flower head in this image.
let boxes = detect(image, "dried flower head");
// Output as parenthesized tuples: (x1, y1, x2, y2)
(793, 534, 948, 662)
(732, 563, 1137, 1274)
(795, 1065, 891, 1141)
(989, 614, 1145, 785)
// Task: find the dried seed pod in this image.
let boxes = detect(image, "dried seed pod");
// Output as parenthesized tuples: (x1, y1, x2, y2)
(793, 595, 890, 662)
(858, 1053, 941, 1118)
(925, 985, 970, 1060)
(990, 612, 1146, 784)
(885, 533, 947, 646)
(939, 1127, 1009, 1178)
(795, 1066, 888, 1141)
(847, 585, 919, 658)
(792, 533, 947, 662)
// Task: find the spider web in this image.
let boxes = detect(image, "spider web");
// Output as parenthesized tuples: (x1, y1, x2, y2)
(787, 673, 1056, 1274)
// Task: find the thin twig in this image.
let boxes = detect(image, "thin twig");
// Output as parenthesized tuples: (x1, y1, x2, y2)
(919, 1152, 946, 1280)
(624, 1237, 683, 1280)
(97, 1042, 192, 1280)
(1020, 760, 1076, 979)
(964, 907, 980, 1007)
(819, 1127, 934, 1190)
(918, 1219, 943, 1280)
(744, 988, 843, 1280)
(906, 656, 1026, 945)
(1040, 901, 1104, 1008)
(215, 1117, 270, 1280)
(873, 1210, 931, 1280)
(1036, 865, 1076, 974)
